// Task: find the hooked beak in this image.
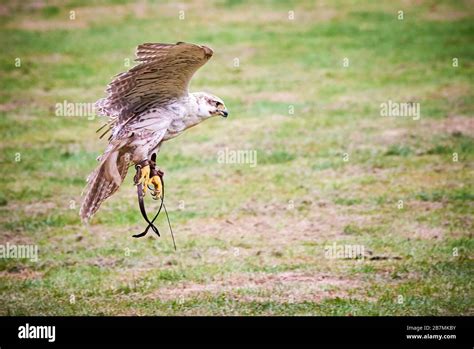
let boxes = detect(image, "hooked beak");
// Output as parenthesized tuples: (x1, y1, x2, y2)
(219, 109, 229, 118)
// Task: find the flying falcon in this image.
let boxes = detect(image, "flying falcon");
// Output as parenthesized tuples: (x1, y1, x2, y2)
(80, 42, 228, 222)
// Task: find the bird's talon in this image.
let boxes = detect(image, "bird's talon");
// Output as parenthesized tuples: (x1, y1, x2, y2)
(138, 165, 151, 194)
(150, 175, 162, 199)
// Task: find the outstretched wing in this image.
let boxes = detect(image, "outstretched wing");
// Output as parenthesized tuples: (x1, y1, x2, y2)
(95, 42, 214, 126)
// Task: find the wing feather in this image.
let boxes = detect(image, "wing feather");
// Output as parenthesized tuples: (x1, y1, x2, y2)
(96, 42, 213, 125)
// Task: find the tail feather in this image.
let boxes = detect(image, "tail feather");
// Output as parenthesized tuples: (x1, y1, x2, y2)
(80, 150, 130, 222)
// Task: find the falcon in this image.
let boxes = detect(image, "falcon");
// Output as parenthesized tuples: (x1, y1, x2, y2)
(80, 42, 228, 222)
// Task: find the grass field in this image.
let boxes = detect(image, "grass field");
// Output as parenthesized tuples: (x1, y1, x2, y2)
(0, 0, 473, 315)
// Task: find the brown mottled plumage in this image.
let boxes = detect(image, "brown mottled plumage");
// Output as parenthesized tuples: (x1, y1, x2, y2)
(80, 42, 228, 222)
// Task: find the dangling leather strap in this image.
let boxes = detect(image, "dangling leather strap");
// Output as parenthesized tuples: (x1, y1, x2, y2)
(132, 156, 164, 238)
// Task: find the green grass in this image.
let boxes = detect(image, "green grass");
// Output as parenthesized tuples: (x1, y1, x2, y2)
(0, 0, 473, 315)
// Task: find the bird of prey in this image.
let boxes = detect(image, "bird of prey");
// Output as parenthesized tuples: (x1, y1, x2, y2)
(80, 42, 228, 222)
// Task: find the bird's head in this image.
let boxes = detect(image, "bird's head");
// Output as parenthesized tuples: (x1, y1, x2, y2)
(193, 92, 229, 119)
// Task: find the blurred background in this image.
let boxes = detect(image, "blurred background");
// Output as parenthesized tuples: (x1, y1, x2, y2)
(0, 0, 472, 315)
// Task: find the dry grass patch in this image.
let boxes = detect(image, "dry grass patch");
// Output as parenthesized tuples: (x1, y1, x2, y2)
(147, 271, 369, 303)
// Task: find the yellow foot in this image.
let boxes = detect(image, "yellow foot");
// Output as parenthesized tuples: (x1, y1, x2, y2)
(149, 175, 162, 199)
(138, 165, 151, 195)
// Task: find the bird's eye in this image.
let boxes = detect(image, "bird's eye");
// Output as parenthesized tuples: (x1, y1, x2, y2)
(215, 102, 223, 109)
